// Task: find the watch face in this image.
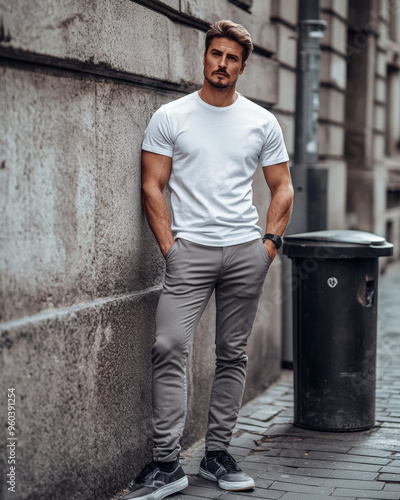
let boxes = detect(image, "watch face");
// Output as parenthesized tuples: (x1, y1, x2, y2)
(273, 235, 282, 249)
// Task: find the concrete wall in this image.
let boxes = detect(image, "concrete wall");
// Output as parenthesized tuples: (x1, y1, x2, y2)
(270, 0, 298, 157)
(0, 1, 286, 499)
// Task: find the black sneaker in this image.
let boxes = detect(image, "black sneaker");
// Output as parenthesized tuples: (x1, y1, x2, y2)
(121, 460, 188, 499)
(199, 450, 255, 491)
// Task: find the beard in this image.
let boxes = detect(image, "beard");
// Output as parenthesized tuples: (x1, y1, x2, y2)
(204, 73, 237, 89)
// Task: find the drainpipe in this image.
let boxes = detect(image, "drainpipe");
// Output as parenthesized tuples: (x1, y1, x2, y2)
(281, 0, 327, 367)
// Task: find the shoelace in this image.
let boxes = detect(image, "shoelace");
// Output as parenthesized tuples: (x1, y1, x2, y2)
(215, 451, 240, 473)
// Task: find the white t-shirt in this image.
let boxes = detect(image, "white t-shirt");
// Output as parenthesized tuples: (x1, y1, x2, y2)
(142, 91, 289, 246)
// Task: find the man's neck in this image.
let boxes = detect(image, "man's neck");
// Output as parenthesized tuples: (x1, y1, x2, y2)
(198, 84, 238, 107)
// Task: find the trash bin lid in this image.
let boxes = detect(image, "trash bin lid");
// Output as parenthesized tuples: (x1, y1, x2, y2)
(282, 230, 393, 259)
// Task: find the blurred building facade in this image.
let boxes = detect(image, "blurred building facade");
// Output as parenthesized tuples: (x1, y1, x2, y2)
(0, 1, 399, 499)
(344, 0, 400, 259)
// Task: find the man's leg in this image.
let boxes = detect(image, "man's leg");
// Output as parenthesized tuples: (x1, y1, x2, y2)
(199, 239, 270, 491)
(206, 238, 270, 449)
(152, 239, 221, 461)
(121, 239, 221, 499)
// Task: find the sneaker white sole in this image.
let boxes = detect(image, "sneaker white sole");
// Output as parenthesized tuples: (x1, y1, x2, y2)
(199, 467, 255, 491)
(135, 476, 189, 500)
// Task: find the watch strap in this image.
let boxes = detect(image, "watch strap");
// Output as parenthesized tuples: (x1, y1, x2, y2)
(262, 233, 282, 249)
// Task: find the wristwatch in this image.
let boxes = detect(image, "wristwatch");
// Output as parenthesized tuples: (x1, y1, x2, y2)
(262, 233, 282, 250)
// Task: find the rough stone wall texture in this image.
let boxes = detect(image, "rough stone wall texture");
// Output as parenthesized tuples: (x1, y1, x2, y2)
(0, 1, 286, 499)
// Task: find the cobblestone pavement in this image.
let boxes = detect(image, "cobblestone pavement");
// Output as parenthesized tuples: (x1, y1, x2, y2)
(114, 261, 400, 500)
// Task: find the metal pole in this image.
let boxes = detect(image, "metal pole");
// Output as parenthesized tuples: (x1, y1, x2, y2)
(295, 0, 326, 167)
(281, 0, 327, 367)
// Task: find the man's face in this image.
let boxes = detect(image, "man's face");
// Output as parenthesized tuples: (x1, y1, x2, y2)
(203, 37, 246, 90)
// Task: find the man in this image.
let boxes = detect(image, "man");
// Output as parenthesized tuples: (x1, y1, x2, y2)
(122, 20, 293, 500)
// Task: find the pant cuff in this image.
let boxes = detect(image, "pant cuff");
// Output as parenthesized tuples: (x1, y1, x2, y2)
(205, 442, 229, 453)
(153, 449, 180, 462)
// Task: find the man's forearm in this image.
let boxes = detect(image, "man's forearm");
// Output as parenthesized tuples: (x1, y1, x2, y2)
(143, 186, 175, 257)
(265, 185, 293, 236)
(262, 185, 293, 262)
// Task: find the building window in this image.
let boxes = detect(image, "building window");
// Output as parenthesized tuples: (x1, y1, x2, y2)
(389, 0, 400, 43)
(387, 170, 400, 209)
(229, 0, 253, 13)
(385, 64, 400, 156)
(385, 220, 393, 245)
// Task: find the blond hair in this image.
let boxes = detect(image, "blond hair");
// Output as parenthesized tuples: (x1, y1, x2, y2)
(205, 20, 253, 65)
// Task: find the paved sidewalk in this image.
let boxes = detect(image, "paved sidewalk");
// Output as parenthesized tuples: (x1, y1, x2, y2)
(176, 261, 400, 500)
(113, 261, 400, 500)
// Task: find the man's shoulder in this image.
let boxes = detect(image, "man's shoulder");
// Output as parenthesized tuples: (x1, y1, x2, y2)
(162, 92, 198, 114)
(239, 95, 276, 121)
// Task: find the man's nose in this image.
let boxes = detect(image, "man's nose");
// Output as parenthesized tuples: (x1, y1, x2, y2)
(219, 56, 227, 68)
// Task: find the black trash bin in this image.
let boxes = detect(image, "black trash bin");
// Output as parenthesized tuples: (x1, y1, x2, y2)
(282, 230, 393, 431)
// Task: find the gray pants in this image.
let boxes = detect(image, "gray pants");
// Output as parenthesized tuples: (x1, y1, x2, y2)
(152, 237, 270, 461)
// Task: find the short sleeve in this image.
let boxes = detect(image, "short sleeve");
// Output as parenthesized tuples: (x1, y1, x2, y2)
(260, 115, 289, 167)
(142, 106, 174, 157)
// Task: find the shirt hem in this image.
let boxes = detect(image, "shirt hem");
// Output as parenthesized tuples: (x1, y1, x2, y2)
(142, 144, 173, 157)
(261, 155, 289, 167)
(174, 232, 262, 247)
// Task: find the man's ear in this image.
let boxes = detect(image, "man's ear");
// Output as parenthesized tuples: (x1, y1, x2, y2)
(203, 52, 206, 66)
(239, 62, 246, 75)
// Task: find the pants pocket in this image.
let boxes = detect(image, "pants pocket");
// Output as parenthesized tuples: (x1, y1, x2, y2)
(165, 239, 179, 260)
(259, 238, 271, 266)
